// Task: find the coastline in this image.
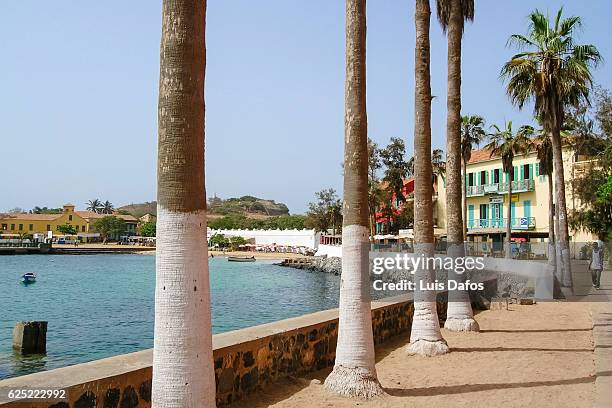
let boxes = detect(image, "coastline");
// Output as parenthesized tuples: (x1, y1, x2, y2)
(138, 249, 307, 260)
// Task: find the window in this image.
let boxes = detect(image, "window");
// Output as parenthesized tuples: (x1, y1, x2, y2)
(19, 224, 23, 231)
(479, 204, 489, 227)
(468, 205, 474, 228)
(1, 224, 7, 230)
(524, 200, 531, 220)
(523, 164, 530, 180)
(479, 204, 488, 220)
(47, 224, 51, 231)
(468, 173, 474, 187)
(493, 169, 501, 184)
(82, 225, 86, 232)
(56, 225, 60, 231)
(480, 171, 486, 185)
(29, 224, 33, 231)
(69, 215, 73, 221)
(10, 224, 15, 230)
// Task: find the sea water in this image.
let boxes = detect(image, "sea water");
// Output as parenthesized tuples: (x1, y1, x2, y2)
(0, 254, 393, 380)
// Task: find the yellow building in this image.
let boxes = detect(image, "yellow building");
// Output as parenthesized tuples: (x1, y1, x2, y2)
(435, 145, 597, 253)
(0, 204, 137, 241)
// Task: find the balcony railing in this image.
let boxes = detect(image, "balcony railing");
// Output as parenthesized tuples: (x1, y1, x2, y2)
(466, 179, 535, 197)
(467, 217, 536, 230)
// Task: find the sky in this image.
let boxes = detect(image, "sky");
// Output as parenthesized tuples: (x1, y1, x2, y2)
(1, 1, 611, 214)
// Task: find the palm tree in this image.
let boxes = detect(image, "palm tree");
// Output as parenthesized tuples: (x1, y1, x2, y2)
(408, 0, 449, 357)
(324, 0, 384, 398)
(152, 1, 215, 406)
(432, 148, 446, 184)
(86, 199, 102, 213)
(460, 115, 486, 237)
(367, 139, 382, 239)
(406, 156, 415, 176)
(485, 122, 534, 258)
(501, 7, 601, 288)
(101, 201, 114, 214)
(368, 180, 384, 238)
(436, 0, 478, 333)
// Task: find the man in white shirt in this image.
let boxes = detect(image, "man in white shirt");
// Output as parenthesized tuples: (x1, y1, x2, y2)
(590, 241, 605, 289)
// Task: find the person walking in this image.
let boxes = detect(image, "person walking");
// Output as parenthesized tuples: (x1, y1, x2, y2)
(590, 241, 605, 289)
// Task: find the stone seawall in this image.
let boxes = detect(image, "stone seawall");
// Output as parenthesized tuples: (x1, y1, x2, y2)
(0, 279, 496, 407)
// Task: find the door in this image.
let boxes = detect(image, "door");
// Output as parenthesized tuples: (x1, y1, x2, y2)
(479, 204, 489, 228)
(523, 200, 531, 229)
(492, 203, 502, 228)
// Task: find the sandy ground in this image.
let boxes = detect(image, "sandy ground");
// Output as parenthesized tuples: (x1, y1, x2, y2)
(52, 244, 304, 259)
(231, 302, 596, 408)
(136, 249, 305, 259)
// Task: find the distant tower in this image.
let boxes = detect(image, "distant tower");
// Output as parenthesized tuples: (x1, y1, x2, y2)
(63, 203, 75, 213)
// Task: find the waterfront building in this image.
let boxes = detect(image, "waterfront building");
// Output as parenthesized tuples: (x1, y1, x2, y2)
(371, 145, 597, 256)
(139, 213, 157, 224)
(373, 178, 442, 235)
(435, 145, 598, 254)
(0, 203, 137, 242)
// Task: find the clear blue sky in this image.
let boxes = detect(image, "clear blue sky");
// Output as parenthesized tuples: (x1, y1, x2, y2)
(1, 1, 610, 214)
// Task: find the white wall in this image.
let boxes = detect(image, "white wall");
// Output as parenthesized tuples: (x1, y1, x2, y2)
(208, 228, 320, 249)
(315, 244, 343, 258)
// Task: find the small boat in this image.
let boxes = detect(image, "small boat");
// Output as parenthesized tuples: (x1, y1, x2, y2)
(227, 256, 256, 262)
(21, 272, 37, 283)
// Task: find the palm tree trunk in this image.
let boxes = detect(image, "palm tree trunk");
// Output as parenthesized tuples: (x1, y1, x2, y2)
(553, 176, 563, 281)
(506, 170, 512, 258)
(462, 161, 468, 240)
(153, 1, 215, 407)
(408, 0, 449, 356)
(547, 173, 556, 272)
(443, 0, 478, 332)
(325, 0, 384, 398)
(550, 124, 573, 289)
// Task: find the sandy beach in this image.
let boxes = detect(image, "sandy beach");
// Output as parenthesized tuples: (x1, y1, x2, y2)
(230, 302, 596, 408)
(51, 244, 305, 259)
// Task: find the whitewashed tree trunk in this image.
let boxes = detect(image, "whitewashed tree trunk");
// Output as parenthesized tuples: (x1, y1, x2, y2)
(325, 0, 384, 398)
(442, 0, 478, 333)
(325, 226, 384, 398)
(444, 244, 479, 332)
(153, 209, 215, 407)
(408, 244, 450, 356)
(409, 0, 449, 356)
(152, 1, 215, 406)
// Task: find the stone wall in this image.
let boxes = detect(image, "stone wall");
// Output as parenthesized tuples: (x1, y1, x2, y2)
(0, 278, 496, 408)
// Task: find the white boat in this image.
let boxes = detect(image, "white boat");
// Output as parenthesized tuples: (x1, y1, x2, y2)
(227, 256, 256, 262)
(21, 272, 36, 283)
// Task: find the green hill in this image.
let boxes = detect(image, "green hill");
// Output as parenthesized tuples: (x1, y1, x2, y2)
(118, 196, 290, 219)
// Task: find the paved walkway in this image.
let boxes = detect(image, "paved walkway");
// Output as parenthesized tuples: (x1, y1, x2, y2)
(592, 308, 612, 408)
(569, 260, 612, 302)
(568, 260, 612, 407)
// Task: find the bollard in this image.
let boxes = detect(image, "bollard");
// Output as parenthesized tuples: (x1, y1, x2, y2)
(13, 321, 47, 354)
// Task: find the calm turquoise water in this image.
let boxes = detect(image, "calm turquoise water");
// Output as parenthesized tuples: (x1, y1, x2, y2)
(0, 254, 390, 380)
